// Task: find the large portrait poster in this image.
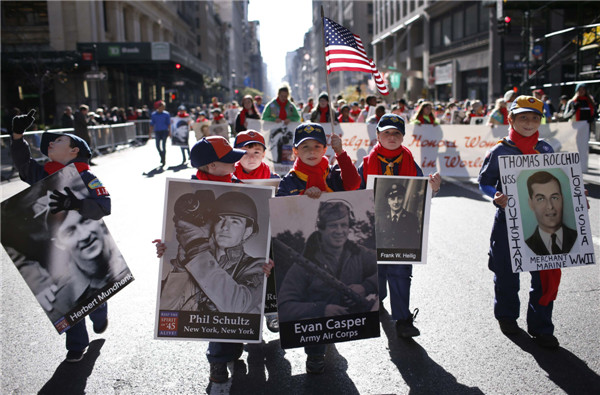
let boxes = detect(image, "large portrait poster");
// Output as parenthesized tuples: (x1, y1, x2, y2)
(155, 179, 273, 343)
(170, 115, 190, 146)
(269, 190, 380, 349)
(366, 175, 432, 264)
(499, 152, 595, 272)
(1, 165, 134, 334)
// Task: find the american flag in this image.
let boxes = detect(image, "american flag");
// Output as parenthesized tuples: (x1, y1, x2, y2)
(323, 17, 389, 96)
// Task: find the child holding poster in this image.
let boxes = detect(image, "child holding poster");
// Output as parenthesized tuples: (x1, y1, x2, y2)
(478, 96, 560, 349)
(357, 114, 441, 338)
(233, 130, 280, 180)
(276, 122, 362, 374)
(153, 136, 274, 384)
(10, 109, 111, 363)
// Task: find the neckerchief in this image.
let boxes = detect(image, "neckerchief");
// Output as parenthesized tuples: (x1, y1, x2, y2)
(350, 108, 361, 117)
(506, 127, 559, 306)
(234, 162, 271, 180)
(196, 169, 231, 183)
(363, 143, 417, 177)
(276, 98, 288, 120)
(239, 109, 248, 126)
(177, 111, 189, 117)
(319, 106, 329, 122)
(338, 114, 354, 123)
(500, 107, 509, 125)
(44, 161, 90, 175)
(212, 114, 224, 122)
(307, 103, 313, 112)
(291, 157, 332, 193)
(417, 114, 436, 124)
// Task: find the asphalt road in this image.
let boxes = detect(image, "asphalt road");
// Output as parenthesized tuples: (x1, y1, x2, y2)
(1, 141, 599, 395)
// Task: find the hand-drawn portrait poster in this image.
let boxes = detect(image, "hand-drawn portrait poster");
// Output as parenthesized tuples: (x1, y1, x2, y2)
(499, 152, 595, 272)
(1, 165, 134, 334)
(269, 190, 380, 349)
(155, 179, 273, 342)
(367, 175, 432, 264)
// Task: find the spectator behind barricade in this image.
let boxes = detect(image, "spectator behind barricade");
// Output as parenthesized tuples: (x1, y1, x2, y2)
(225, 101, 240, 132)
(395, 99, 412, 120)
(337, 104, 354, 123)
(357, 95, 377, 122)
(533, 89, 552, 123)
(61, 106, 74, 129)
(126, 107, 138, 121)
(254, 95, 264, 115)
(235, 95, 261, 136)
(440, 102, 458, 124)
(310, 92, 336, 124)
(73, 105, 94, 164)
(487, 98, 509, 126)
(301, 98, 314, 121)
(543, 95, 555, 119)
(563, 83, 597, 127)
(463, 100, 486, 124)
(261, 84, 300, 125)
(434, 103, 444, 120)
(411, 101, 439, 125)
(555, 95, 569, 122)
(366, 104, 387, 124)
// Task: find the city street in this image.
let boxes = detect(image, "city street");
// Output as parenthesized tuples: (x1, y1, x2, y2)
(1, 141, 599, 395)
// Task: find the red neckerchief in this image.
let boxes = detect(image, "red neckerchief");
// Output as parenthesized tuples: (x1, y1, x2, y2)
(417, 114, 435, 124)
(234, 162, 271, 179)
(177, 111, 189, 117)
(307, 103, 313, 112)
(575, 96, 595, 120)
(507, 127, 560, 306)
(196, 169, 231, 183)
(319, 106, 329, 122)
(44, 161, 90, 175)
(276, 98, 288, 120)
(350, 108, 361, 117)
(212, 113, 224, 122)
(212, 103, 219, 108)
(338, 114, 354, 123)
(500, 107, 509, 125)
(239, 109, 247, 126)
(363, 143, 417, 177)
(291, 157, 332, 193)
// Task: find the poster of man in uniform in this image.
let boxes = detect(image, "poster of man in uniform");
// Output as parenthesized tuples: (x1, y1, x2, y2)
(366, 175, 433, 264)
(269, 190, 380, 349)
(499, 152, 595, 272)
(170, 107, 191, 147)
(155, 179, 273, 343)
(1, 165, 134, 334)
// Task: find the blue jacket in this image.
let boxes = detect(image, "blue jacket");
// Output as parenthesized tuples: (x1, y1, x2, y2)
(151, 111, 171, 132)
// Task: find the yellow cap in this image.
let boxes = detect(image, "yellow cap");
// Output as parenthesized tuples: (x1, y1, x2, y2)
(509, 95, 543, 115)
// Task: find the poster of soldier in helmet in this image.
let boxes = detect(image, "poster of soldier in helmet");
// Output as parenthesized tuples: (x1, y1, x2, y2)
(155, 178, 274, 343)
(269, 190, 380, 349)
(367, 175, 433, 265)
(1, 165, 134, 334)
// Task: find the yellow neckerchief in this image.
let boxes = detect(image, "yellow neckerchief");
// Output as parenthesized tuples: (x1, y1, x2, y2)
(377, 152, 404, 175)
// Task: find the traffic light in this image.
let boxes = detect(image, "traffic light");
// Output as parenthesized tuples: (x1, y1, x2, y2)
(175, 63, 181, 70)
(504, 16, 512, 34)
(171, 93, 176, 100)
(497, 17, 506, 35)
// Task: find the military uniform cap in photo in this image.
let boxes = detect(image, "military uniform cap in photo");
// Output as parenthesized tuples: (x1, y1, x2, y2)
(41, 132, 92, 159)
(190, 136, 246, 168)
(318, 200, 352, 222)
(386, 182, 407, 198)
(377, 114, 406, 135)
(509, 95, 544, 115)
(293, 122, 328, 147)
(215, 191, 259, 235)
(234, 130, 266, 149)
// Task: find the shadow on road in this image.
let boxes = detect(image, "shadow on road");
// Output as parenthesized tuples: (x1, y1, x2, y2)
(166, 163, 189, 173)
(38, 339, 105, 395)
(507, 330, 600, 394)
(142, 166, 165, 177)
(380, 308, 484, 394)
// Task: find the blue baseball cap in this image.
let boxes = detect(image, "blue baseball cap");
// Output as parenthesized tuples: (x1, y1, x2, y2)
(41, 132, 92, 159)
(377, 114, 406, 135)
(293, 122, 327, 147)
(190, 136, 246, 168)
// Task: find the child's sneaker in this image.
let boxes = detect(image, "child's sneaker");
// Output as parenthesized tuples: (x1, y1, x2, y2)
(209, 362, 229, 383)
(65, 350, 85, 363)
(93, 318, 109, 334)
(396, 308, 420, 338)
(306, 354, 325, 374)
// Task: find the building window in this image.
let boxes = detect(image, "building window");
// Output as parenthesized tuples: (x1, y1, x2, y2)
(368, 23, 373, 35)
(465, 3, 477, 37)
(432, 20, 441, 48)
(478, 2, 488, 32)
(453, 10, 463, 40)
(442, 15, 452, 46)
(368, 3, 373, 15)
(1, 1, 48, 27)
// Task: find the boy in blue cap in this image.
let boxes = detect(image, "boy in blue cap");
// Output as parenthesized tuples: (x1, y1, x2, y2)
(275, 122, 361, 374)
(358, 113, 441, 338)
(478, 95, 560, 349)
(10, 109, 111, 363)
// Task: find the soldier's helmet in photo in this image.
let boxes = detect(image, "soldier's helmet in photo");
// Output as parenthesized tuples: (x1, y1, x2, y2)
(386, 182, 407, 200)
(215, 191, 259, 235)
(316, 200, 355, 230)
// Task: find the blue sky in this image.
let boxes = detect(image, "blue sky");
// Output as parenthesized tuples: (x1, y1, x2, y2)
(248, 0, 313, 95)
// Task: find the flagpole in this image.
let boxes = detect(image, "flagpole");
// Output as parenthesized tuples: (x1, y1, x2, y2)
(320, 6, 336, 135)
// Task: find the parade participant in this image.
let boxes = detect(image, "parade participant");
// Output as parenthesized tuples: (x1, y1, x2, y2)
(10, 109, 112, 363)
(275, 122, 361, 374)
(210, 108, 230, 139)
(153, 136, 274, 383)
(487, 98, 509, 126)
(478, 96, 560, 348)
(261, 84, 301, 124)
(349, 101, 362, 121)
(357, 114, 441, 338)
(192, 111, 210, 140)
(310, 92, 336, 123)
(171, 105, 192, 164)
(357, 95, 377, 122)
(411, 101, 440, 125)
(254, 95, 265, 115)
(234, 95, 261, 135)
(337, 104, 355, 123)
(366, 104, 386, 124)
(462, 100, 486, 124)
(150, 100, 170, 167)
(233, 130, 279, 180)
(564, 83, 596, 125)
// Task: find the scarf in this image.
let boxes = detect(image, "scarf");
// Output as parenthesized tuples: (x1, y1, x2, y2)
(239, 108, 248, 126)
(575, 96, 595, 121)
(234, 162, 271, 180)
(500, 107, 509, 125)
(307, 102, 314, 112)
(363, 143, 417, 177)
(291, 157, 332, 193)
(350, 108, 361, 117)
(212, 113, 224, 122)
(196, 169, 231, 183)
(276, 98, 288, 120)
(507, 127, 560, 306)
(338, 114, 354, 123)
(417, 114, 436, 125)
(319, 106, 329, 122)
(44, 161, 90, 175)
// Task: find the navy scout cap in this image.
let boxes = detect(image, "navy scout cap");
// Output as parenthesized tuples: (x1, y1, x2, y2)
(41, 132, 92, 159)
(293, 122, 327, 147)
(190, 136, 246, 168)
(377, 114, 406, 135)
